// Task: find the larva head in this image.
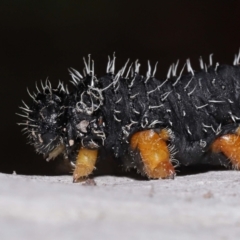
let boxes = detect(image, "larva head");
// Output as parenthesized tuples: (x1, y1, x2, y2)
(66, 89, 105, 150)
(18, 81, 68, 160)
(66, 58, 106, 150)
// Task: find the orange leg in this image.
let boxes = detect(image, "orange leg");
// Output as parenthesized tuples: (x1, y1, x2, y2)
(212, 133, 240, 169)
(130, 129, 175, 179)
(73, 147, 98, 183)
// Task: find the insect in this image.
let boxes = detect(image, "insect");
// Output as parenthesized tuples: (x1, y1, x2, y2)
(17, 50, 240, 182)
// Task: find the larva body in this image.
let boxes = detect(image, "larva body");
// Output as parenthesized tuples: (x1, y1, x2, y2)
(18, 51, 240, 181)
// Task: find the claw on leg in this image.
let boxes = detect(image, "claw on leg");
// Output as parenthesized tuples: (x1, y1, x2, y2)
(73, 147, 98, 183)
(211, 132, 240, 169)
(130, 129, 175, 179)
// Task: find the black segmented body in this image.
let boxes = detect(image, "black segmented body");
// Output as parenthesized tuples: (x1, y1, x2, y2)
(18, 52, 240, 175)
(95, 62, 240, 168)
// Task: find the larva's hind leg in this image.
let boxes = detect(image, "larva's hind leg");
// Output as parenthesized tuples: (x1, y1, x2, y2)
(130, 129, 175, 179)
(73, 147, 98, 183)
(211, 127, 240, 169)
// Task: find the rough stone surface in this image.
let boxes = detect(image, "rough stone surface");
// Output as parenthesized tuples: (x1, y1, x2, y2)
(0, 171, 240, 240)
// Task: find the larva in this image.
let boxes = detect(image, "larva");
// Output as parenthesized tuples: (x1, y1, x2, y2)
(17, 51, 240, 182)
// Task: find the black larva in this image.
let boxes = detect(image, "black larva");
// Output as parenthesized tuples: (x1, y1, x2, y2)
(17, 51, 240, 179)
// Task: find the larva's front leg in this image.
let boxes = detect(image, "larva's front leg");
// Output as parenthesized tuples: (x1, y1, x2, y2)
(130, 129, 175, 179)
(211, 127, 240, 169)
(73, 147, 98, 183)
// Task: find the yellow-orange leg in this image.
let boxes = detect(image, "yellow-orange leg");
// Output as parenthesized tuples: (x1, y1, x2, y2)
(212, 133, 240, 169)
(73, 147, 98, 183)
(130, 129, 175, 179)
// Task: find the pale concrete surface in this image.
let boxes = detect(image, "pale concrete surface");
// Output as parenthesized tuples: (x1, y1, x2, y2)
(0, 171, 240, 240)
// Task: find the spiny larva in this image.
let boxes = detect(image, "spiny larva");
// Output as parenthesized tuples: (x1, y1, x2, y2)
(17, 50, 240, 182)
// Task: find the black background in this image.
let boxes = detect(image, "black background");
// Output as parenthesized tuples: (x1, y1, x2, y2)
(1, 0, 240, 175)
